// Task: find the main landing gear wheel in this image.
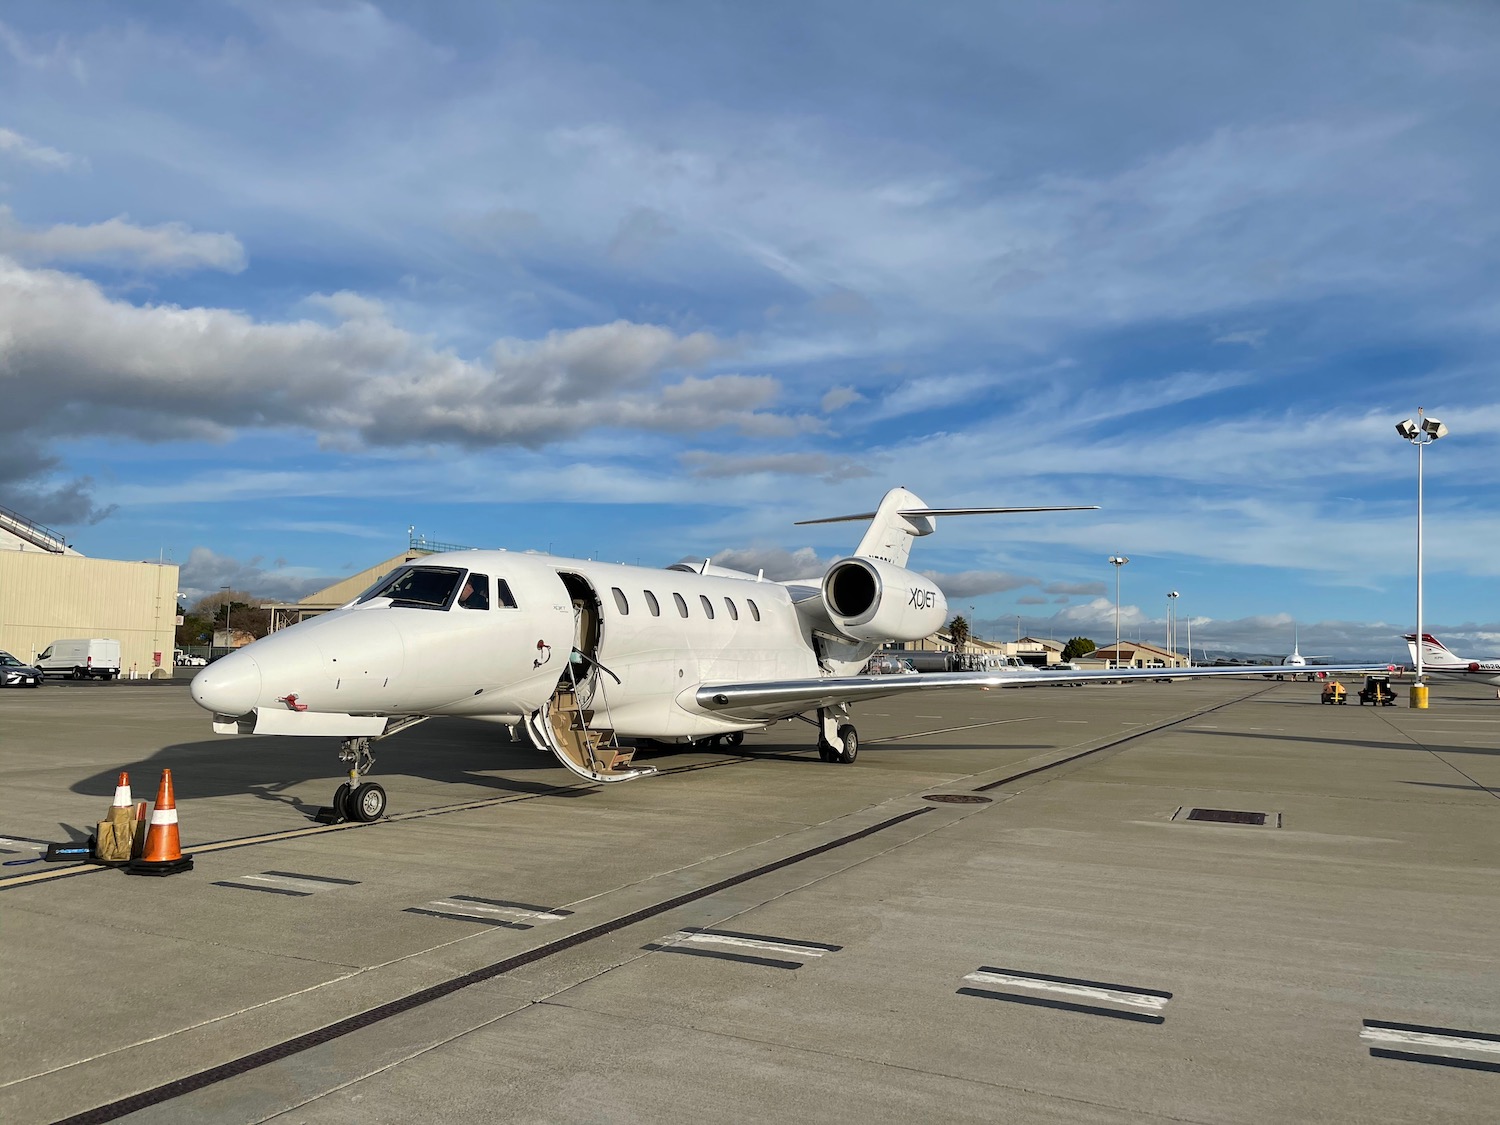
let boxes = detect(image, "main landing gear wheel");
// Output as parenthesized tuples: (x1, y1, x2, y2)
(835, 724, 858, 763)
(722, 731, 745, 748)
(818, 725, 859, 764)
(345, 782, 387, 822)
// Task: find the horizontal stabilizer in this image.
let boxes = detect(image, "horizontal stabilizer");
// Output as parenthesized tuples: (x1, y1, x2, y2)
(796, 505, 1098, 526)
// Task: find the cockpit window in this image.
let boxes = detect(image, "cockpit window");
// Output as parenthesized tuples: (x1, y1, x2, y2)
(358, 565, 465, 609)
(458, 573, 490, 610)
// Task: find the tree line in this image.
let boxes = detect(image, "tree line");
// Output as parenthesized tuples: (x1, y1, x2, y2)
(176, 589, 272, 647)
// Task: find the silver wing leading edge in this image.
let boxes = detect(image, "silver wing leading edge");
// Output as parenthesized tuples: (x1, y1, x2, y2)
(695, 663, 1391, 723)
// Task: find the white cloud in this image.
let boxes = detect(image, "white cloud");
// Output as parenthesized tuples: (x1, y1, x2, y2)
(820, 385, 864, 412)
(680, 451, 870, 482)
(178, 546, 335, 604)
(923, 569, 1038, 597)
(0, 206, 244, 271)
(0, 257, 810, 455)
(0, 126, 82, 170)
(1214, 328, 1268, 346)
(707, 545, 835, 581)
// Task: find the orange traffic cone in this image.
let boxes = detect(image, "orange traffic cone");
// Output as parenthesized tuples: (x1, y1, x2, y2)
(125, 769, 193, 876)
(111, 772, 133, 810)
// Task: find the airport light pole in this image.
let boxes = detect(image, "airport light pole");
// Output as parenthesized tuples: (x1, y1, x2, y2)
(1167, 591, 1179, 661)
(1396, 410, 1447, 708)
(1108, 556, 1129, 668)
(221, 585, 231, 659)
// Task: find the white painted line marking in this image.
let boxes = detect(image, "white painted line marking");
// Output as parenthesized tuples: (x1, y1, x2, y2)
(963, 970, 1170, 1012)
(237, 873, 342, 893)
(1058, 720, 1088, 724)
(428, 900, 569, 922)
(0, 838, 45, 852)
(1361, 1027, 1500, 1056)
(669, 931, 831, 958)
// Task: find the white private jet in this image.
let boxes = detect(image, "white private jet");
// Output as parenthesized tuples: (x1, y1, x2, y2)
(1273, 627, 1328, 679)
(1404, 633, 1500, 696)
(191, 487, 1380, 822)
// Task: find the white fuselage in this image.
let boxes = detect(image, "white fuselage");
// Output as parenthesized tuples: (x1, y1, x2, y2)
(191, 551, 879, 740)
(1407, 634, 1500, 688)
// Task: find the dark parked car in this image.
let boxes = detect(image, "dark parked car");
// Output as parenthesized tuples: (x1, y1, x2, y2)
(0, 651, 43, 688)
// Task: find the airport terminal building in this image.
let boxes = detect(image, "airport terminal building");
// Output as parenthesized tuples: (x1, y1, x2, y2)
(0, 505, 179, 678)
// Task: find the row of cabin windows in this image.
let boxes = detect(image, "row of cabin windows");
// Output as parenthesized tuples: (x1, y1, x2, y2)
(610, 587, 761, 623)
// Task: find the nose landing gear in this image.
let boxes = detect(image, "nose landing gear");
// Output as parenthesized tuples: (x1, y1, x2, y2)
(315, 737, 388, 823)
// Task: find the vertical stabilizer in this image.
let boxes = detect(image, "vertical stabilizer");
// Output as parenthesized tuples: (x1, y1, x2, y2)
(853, 488, 935, 568)
(1406, 633, 1456, 667)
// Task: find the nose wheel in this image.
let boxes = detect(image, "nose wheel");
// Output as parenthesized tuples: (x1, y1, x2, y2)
(317, 738, 387, 823)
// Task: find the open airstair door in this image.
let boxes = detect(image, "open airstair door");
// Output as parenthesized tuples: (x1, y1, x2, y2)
(523, 571, 655, 784)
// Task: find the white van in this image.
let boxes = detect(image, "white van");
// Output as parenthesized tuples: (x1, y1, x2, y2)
(35, 638, 122, 680)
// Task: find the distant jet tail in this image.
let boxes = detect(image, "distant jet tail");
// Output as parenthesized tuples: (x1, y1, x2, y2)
(796, 487, 1097, 569)
(1404, 632, 1461, 668)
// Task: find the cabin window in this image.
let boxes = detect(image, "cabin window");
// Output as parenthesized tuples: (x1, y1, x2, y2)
(496, 579, 518, 608)
(458, 573, 491, 610)
(644, 590, 661, 616)
(747, 599, 761, 621)
(724, 597, 739, 620)
(673, 592, 689, 618)
(699, 595, 715, 619)
(358, 565, 465, 610)
(612, 587, 629, 615)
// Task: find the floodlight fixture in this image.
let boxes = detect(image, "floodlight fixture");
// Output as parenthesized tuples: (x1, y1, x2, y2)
(1395, 419, 1418, 439)
(1421, 417, 1447, 439)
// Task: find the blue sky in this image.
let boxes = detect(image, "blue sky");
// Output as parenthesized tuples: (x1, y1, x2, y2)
(2, 1, 1497, 660)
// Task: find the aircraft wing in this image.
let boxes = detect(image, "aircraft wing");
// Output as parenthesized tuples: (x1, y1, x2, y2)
(696, 663, 1390, 722)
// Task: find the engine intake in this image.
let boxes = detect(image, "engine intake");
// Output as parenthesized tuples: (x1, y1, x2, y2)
(821, 557, 947, 643)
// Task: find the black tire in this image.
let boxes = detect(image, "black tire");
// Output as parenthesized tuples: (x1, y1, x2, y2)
(332, 782, 351, 820)
(71, 668, 83, 680)
(836, 724, 858, 764)
(347, 782, 387, 822)
(817, 743, 835, 762)
(723, 731, 745, 748)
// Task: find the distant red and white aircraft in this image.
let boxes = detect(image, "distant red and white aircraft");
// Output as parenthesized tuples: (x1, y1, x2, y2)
(190, 487, 1385, 822)
(1404, 633, 1500, 696)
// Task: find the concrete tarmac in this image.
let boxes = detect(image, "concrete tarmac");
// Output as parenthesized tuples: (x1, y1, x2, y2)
(1, 676, 1496, 1123)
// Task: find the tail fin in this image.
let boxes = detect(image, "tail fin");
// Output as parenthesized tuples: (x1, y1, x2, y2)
(796, 487, 1097, 569)
(1404, 632, 1458, 667)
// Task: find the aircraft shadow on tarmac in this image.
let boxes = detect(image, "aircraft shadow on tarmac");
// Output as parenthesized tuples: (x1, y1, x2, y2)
(1399, 780, 1500, 794)
(1194, 729, 1496, 756)
(718, 742, 1055, 764)
(66, 719, 638, 815)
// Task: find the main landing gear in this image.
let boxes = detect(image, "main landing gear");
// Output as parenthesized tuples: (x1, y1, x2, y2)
(815, 705, 858, 764)
(319, 737, 387, 824)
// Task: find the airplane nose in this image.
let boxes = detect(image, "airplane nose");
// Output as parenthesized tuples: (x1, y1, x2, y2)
(191, 652, 263, 716)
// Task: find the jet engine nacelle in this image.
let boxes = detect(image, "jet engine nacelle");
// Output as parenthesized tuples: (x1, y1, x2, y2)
(821, 556, 947, 643)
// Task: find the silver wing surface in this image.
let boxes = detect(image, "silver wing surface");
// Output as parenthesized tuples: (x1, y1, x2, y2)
(696, 664, 1391, 722)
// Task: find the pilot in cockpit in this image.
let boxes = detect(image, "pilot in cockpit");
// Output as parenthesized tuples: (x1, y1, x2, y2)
(457, 573, 490, 610)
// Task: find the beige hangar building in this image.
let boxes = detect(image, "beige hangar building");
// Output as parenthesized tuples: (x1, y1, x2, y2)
(0, 505, 179, 678)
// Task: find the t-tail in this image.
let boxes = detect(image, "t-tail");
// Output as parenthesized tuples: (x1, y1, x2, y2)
(794, 487, 1097, 646)
(1404, 632, 1461, 668)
